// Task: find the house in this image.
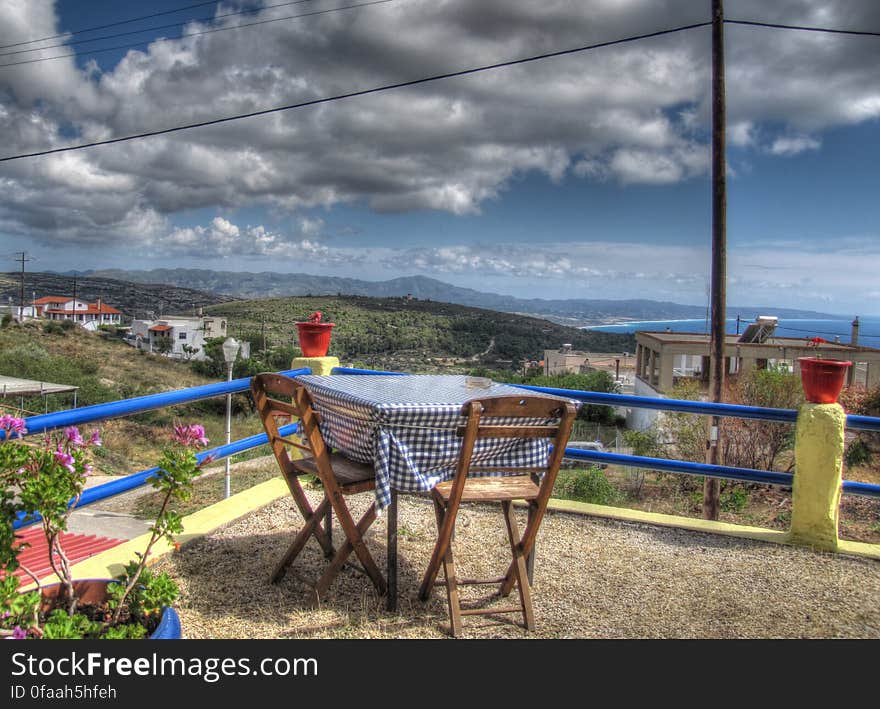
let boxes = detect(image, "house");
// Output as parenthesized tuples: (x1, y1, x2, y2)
(129, 315, 239, 360)
(629, 322, 880, 430)
(543, 344, 589, 375)
(35, 296, 123, 327)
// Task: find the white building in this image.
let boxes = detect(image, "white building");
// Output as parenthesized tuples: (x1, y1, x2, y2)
(34, 296, 123, 327)
(129, 315, 239, 360)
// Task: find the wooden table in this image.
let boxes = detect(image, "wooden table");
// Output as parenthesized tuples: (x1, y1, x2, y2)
(295, 374, 572, 610)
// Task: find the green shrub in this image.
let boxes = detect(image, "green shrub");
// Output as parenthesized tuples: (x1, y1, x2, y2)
(720, 485, 749, 513)
(845, 438, 872, 467)
(554, 467, 621, 505)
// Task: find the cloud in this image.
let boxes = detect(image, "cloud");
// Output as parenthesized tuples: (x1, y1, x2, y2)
(768, 134, 821, 156)
(0, 0, 879, 252)
(145, 215, 366, 266)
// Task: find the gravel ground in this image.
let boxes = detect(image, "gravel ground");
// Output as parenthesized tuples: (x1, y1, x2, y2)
(154, 485, 880, 639)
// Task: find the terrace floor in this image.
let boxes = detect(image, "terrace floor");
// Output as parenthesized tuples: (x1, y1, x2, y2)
(151, 478, 880, 639)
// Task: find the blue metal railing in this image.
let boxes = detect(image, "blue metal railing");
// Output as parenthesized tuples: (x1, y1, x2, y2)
(8, 367, 310, 438)
(13, 422, 300, 530)
(9, 368, 310, 529)
(8, 363, 880, 530)
(330, 365, 880, 499)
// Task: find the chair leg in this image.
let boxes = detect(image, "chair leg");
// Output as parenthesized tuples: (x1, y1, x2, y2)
(272, 497, 331, 583)
(428, 498, 462, 637)
(324, 504, 333, 559)
(313, 500, 385, 600)
(419, 492, 455, 602)
(501, 501, 535, 631)
(501, 501, 539, 598)
(285, 472, 334, 557)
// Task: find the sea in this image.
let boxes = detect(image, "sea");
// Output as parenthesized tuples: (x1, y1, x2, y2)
(584, 316, 880, 349)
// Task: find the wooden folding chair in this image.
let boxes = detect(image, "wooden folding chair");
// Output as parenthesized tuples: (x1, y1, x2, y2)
(418, 395, 575, 636)
(250, 373, 387, 602)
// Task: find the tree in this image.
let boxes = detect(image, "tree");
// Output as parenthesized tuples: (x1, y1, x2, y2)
(153, 337, 172, 355)
(181, 344, 200, 361)
(661, 368, 803, 475)
(719, 367, 803, 472)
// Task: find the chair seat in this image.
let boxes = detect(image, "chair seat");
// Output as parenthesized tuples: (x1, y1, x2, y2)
(292, 453, 376, 490)
(433, 475, 540, 502)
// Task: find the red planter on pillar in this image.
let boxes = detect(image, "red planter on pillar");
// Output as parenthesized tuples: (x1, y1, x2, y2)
(296, 311, 335, 357)
(798, 357, 852, 404)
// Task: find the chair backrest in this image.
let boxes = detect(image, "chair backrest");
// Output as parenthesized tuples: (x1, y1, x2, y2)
(250, 373, 333, 485)
(446, 394, 576, 511)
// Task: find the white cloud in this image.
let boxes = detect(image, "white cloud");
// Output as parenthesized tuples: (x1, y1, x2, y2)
(768, 134, 821, 156)
(0, 0, 878, 292)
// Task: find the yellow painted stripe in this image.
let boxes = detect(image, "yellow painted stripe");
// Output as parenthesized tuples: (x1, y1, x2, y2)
(25, 478, 289, 587)
(544, 498, 880, 561)
(26, 476, 877, 591)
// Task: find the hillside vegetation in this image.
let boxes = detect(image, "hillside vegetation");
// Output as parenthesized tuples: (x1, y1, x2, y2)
(204, 295, 636, 369)
(0, 321, 253, 476)
(0, 271, 234, 321)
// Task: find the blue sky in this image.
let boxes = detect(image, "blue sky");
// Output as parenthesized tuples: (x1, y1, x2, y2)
(1, 1, 879, 316)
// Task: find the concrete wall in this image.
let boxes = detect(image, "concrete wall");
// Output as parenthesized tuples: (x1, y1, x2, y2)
(627, 377, 664, 431)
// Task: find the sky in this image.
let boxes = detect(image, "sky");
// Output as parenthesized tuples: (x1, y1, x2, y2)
(0, 0, 879, 316)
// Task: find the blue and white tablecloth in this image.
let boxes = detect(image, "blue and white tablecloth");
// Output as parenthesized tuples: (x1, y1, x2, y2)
(295, 374, 574, 509)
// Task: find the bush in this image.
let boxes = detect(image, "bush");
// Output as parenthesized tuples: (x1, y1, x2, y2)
(845, 438, 872, 467)
(720, 485, 749, 513)
(554, 467, 621, 505)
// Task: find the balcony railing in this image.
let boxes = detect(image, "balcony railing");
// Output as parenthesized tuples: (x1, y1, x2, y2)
(6, 365, 880, 552)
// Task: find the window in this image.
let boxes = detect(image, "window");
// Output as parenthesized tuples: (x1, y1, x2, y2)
(179, 332, 187, 340)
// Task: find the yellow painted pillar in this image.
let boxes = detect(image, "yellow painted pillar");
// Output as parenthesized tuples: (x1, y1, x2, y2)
(789, 403, 846, 551)
(291, 355, 339, 376)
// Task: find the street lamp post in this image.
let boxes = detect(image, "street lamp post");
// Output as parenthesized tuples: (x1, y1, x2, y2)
(221, 337, 240, 499)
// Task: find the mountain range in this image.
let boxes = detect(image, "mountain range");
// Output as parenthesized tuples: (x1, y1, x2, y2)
(83, 268, 836, 325)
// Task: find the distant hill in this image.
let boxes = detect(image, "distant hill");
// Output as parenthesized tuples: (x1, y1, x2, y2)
(0, 272, 235, 320)
(87, 268, 838, 325)
(206, 295, 636, 367)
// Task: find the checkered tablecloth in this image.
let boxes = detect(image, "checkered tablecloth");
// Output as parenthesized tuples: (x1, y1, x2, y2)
(295, 374, 574, 509)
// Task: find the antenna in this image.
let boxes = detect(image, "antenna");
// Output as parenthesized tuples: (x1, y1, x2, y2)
(13, 251, 34, 321)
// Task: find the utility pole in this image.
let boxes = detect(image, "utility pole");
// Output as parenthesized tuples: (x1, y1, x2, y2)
(704, 0, 726, 521)
(14, 252, 32, 321)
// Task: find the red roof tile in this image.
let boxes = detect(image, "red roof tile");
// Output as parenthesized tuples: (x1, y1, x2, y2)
(5, 526, 124, 583)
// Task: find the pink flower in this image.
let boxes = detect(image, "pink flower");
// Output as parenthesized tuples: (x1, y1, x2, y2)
(12, 626, 27, 639)
(54, 448, 76, 473)
(89, 430, 102, 447)
(64, 426, 84, 447)
(173, 424, 209, 448)
(0, 415, 27, 438)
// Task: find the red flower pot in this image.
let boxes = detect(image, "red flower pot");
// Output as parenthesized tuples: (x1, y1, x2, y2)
(798, 357, 852, 404)
(296, 322, 335, 357)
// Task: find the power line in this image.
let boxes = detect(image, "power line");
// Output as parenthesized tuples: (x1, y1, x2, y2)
(0, 1, 223, 49)
(0, 0, 318, 57)
(725, 19, 880, 37)
(0, 0, 385, 68)
(0, 21, 711, 163)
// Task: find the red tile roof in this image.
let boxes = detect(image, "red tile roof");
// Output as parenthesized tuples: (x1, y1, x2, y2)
(6, 526, 124, 583)
(149, 324, 172, 332)
(33, 296, 70, 305)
